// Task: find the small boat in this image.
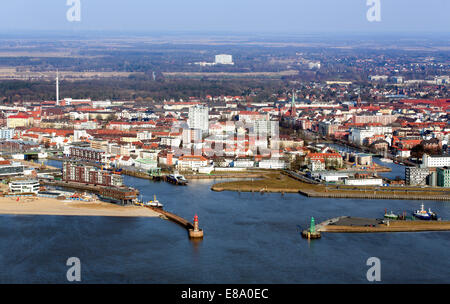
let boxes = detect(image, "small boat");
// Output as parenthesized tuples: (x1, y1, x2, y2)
(112, 168, 123, 175)
(166, 171, 188, 185)
(145, 195, 164, 208)
(379, 158, 393, 163)
(105, 167, 122, 175)
(412, 203, 437, 220)
(384, 210, 398, 220)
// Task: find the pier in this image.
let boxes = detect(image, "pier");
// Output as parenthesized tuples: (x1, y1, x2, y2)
(301, 217, 321, 239)
(145, 206, 203, 239)
(316, 216, 450, 233)
(298, 188, 450, 201)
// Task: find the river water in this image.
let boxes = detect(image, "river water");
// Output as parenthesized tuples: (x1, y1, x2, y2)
(0, 160, 448, 283)
(329, 143, 406, 180)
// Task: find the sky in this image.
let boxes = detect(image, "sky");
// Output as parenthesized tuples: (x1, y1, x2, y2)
(0, 0, 449, 35)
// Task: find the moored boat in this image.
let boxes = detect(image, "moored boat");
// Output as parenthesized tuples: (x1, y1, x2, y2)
(134, 195, 164, 208)
(412, 203, 437, 220)
(166, 171, 188, 185)
(384, 210, 399, 220)
(145, 195, 164, 208)
(379, 158, 393, 163)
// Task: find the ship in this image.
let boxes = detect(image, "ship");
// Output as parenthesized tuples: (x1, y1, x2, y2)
(101, 165, 122, 175)
(106, 167, 123, 175)
(166, 171, 188, 185)
(111, 168, 123, 175)
(384, 209, 399, 220)
(134, 195, 164, 208)
(379, 151, 393, 163)
(145, 195, 164, 208)
(379, 158, 393, 163)
(412, 203, 438, 221)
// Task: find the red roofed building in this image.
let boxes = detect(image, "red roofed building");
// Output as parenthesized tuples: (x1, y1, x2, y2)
(306, 152, 343, 168)
(7, 113, 34, 128)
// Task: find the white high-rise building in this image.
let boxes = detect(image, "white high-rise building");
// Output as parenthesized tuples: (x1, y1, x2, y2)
(422, 154, 450, 168)
(0, 128, 14, 140)
(215, 54, 234, 65)
(188, 105, 209, 135)
(253, 120, 279, 137)
(349, 128, 375, 145)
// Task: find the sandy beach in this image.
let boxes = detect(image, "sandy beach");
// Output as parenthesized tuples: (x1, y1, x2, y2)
(0, 196, 159, 218)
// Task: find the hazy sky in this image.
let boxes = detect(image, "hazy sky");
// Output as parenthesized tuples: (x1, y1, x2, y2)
(0, 0, 449, 34)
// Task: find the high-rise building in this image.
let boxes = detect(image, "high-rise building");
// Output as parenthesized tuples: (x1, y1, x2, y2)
(405, 167, 430, 186)
(421, 154, 450, 168)
(0, 128, 14, 140)
(62, 162, 123, 187)
(188, 105, 209, 135)
(437, 167, 450, 188)
(215, 54, 234, 65)
(253, 120, 279, 137)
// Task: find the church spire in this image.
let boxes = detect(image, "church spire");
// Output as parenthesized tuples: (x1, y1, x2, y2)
(290, 90, 297, 117)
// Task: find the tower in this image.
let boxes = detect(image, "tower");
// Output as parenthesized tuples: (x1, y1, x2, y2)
(189, 213, 204, 238)
(193, 214, 199, 232)
(188, 105, 209, 135)
(310, 217, 316, 233)
(357, 86, 362, 107)
(290, 90, 297, 117)
(56, 70, 60, 106)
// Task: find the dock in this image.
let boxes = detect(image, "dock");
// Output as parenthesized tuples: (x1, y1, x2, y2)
(298, 189, 450, 201)
(316, 216, 450, 233)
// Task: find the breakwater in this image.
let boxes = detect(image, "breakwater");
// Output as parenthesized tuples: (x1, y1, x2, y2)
(316, 217, 450, 233)
(298, 189, 450, 201)
(145, 206, 203, 238)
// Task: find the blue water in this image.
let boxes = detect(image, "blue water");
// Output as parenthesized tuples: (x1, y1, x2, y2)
(0, 160, 448, 283)
(329, 143, 406, 180)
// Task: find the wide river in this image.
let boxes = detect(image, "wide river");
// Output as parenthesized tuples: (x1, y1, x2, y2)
(0, 160, 448, 283)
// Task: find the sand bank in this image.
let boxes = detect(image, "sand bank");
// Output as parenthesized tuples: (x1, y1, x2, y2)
(0, 196, 158, 218)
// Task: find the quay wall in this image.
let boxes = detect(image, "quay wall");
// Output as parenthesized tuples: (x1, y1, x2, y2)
(298, 189, 449, 201)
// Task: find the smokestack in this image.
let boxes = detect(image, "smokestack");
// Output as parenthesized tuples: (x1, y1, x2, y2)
(56, 70, 59, 106)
